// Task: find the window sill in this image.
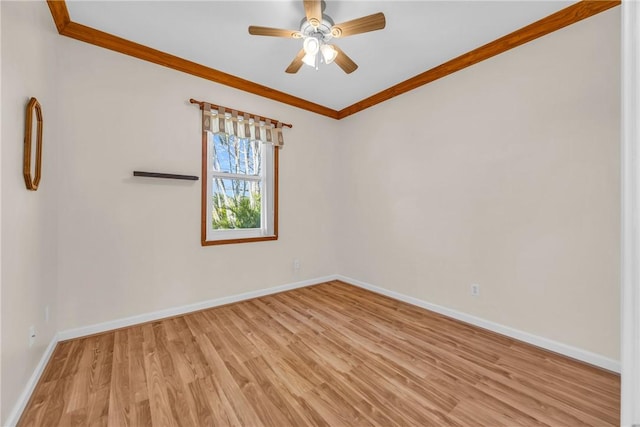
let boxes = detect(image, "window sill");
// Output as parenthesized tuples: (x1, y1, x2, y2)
(201, 234, 278, 246)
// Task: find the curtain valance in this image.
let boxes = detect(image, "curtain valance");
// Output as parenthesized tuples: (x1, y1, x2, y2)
(191, 99, 291, 148)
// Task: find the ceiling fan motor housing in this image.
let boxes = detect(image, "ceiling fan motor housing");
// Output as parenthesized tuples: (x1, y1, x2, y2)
(300, 15, 335, 42)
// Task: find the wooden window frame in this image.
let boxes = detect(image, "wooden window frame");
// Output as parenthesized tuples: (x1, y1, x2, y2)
(201, 131, 279, 246)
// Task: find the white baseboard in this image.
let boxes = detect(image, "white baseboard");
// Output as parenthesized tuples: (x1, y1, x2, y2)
(335, 275, 621, 373)
(5, 333, 59, 427)
(58, 275, 337, 341)
(57, 273, 621, 373)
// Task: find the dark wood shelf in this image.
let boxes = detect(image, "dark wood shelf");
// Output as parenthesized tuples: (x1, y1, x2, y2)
(133, 171, 199, 181)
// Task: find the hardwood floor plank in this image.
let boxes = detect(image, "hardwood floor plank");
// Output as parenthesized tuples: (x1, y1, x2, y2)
(131, 400, 151, 427)
(243, 356, 310, 426)
(195, 332, 264, 427)
(221, 307, 318, 395)
(59, 340, 86, 379)
(108, 330, 131, 426)
(341, 361, 462, 426)
(304, 382, 375, 427)
(213, 338, 292, 427)
(18, 281, 620, 426)
(38, 375, 74, 425)
(107, 361, 130, 427)
(39, 341, 73, 384)
(503, 342, 620, 398)
(57, 408, 87, 427)
(16, 381, 56, 427)
(321, 372, 397, 427)
(270, 293, 327, 334)
(187, 377, 226, 427)
(141, 324, 179, 427)
(127, 326, 149, 404)
(85, 386, 111, 427)
(318, 326, 462, 413)
(203, 309, 259, 363)
(150, 321, 202, 427)
(248, 298, 308, 335)
(475, 375, 607, 427)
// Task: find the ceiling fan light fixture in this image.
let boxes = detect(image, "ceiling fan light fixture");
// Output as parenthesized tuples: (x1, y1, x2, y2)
(302, 52, 317, 67)
(248, 1, 386, 74)
(320, 44, 337, 64)
(303, 36, 320, 55)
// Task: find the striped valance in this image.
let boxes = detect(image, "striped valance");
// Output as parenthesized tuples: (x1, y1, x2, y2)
(202, 102, 285, 148)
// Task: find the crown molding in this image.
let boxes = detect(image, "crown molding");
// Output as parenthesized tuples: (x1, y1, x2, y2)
(337, 0, 621, 119)
(46, 0, 619, 120)
(47, 0, 69, 33)
(45, 1, 339, 120)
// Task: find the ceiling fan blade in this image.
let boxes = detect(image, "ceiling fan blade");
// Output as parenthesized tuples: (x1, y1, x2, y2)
(303, 0, 322, 27)
(285, 49, 306, 74)
(333, 46, 358, 74)
(331, 12, 386, 38)
(248, 26, 301, 38)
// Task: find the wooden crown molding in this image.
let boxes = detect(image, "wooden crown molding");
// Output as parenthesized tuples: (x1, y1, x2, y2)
(45, 0, 338, 119)
(47, 0, 70, 33)
(337, 0, 621, 119)
(47, 0, 619, 120)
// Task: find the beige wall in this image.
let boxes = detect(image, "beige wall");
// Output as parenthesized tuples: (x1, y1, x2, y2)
(336, 8, 621, 359)
(54, 27, 340, 331)
(1, 1, 61, 422)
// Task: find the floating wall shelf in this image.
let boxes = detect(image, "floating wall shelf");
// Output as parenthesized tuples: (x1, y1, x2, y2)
(133, 171, 199, 181)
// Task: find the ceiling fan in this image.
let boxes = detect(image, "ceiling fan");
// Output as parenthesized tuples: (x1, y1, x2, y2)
(248, 0, 386, 74)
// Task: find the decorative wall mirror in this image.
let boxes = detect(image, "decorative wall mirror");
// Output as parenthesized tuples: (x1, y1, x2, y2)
(23, 97, 43, 191)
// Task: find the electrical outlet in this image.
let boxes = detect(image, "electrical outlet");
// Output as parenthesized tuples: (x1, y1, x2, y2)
(471, 284, 480, 297)
(293, 258, 301, 271)
(29, 326, 36, 348)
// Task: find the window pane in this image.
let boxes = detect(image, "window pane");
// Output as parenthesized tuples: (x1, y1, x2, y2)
(212, 134, 262, 176)
(211, 178, 261, 230)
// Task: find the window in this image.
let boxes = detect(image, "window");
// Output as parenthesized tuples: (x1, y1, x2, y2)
(206, 133, 277, 243)
(198, 102, 286, 245)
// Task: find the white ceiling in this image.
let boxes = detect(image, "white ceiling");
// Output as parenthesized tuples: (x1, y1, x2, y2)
(66, 0, 577, 111)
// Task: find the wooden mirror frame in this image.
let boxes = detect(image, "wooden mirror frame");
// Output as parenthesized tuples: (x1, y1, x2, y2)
(23, 97, 43, 191)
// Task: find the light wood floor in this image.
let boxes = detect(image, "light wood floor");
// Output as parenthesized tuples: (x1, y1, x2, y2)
(19, 280, 620, 426)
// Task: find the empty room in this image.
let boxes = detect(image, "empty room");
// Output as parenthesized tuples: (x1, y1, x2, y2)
(2, 0, 639, 426)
